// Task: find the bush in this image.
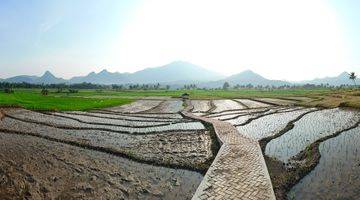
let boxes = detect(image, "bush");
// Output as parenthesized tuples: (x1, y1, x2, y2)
(4, 88, 14, 93)
(68, 89, 78, 93)
(41, 89, 49, 96)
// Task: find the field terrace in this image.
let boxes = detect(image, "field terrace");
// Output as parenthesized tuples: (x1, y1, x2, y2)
(0, 99, 218, 199)
(1, 96, 359, 199)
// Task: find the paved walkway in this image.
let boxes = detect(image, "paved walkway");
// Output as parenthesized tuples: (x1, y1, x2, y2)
(182, 102, 276, 200)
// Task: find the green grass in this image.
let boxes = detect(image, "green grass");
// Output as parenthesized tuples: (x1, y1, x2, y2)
(0, 90, 133, 111)
(1, 88, 359, 111)
(47, 88, 333, 99)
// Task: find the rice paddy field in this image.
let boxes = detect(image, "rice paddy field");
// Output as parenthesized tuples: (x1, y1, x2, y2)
(190, 98, 360, 199)
(0, 90, 360, 199)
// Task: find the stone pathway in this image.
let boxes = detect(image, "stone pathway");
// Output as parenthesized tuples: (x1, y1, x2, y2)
(182, 102, 276, 200)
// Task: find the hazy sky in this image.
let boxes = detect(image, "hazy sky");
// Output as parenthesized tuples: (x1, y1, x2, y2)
(0, 0, 359, 81)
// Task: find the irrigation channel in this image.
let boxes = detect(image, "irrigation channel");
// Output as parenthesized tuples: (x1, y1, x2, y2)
(0, 98, 359, 199)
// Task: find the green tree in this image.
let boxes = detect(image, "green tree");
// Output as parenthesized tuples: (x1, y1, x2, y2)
(348, 72, 357, 86)
(223, 82, 230, 90)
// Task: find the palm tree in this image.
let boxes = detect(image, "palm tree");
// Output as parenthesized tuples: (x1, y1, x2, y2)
(348, 72, 357, 86)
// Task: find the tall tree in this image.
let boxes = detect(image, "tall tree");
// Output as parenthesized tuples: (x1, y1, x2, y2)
(223, 82, 230, 90)
(348, 72, 357, 86)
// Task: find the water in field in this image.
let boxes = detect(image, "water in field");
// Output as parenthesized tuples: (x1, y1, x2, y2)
(288, 126, 360, 200)
(265, 108, 360, 163)
(236, 108, 314, 140)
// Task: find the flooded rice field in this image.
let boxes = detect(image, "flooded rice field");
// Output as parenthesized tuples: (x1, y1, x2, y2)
(255, 98, 297, 106)
(212, 99, 245, 112)
(190, 100, 212, 113)
(236, 108, 316, 140)
(1, 97, 359, 199)
(102, 100, 162, 113)
(288, 125, 360, 200)
(0, 99, 219, 199)
(0, 133, 203, 200)
(234, 99, 271, 108)
(265, 108, 360, 163)
(190, 99, 360, 200)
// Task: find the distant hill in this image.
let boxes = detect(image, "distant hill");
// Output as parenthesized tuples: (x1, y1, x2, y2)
(4, 71, 65, 84)
(299, 72, 358, 86)
(2, 62, 358, 87)
(69, 61, 224, 84)
(199, 70, 290, 88)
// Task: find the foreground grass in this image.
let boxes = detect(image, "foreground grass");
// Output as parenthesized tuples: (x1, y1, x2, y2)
(0, 90, 133, 111)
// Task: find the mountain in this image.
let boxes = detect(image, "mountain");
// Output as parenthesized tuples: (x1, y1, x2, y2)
(4, 71, 65, 84)
(36, 71, 66, 84)
(4, 75, 39, 83)
(2, 62, 357, 87)
(70, 70, 131, 85)
(300, 72, 358, 86)
(70, 61, 224, 84)
(200, 70, 291, 88)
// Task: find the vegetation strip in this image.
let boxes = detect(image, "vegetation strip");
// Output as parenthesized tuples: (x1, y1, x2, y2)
(4, 114, 203, 135)
(0, 128, 209, 174)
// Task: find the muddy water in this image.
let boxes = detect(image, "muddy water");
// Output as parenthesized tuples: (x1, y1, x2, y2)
(0, 132, 203, 200)
(102, 100, 162, 113)
(212, 100, 245, 112)
(265, 108, 360, 163)
(191, 100, 211, 112)
(234, 99, 271, 108)
(0, 115, 213, 170)
(7, 109, 205, 134)
(288, 126, 360, 200)
(236, 108, 314, 140)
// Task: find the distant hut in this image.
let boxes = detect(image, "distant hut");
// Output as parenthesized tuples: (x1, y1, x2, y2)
(181, 93, 190, 99)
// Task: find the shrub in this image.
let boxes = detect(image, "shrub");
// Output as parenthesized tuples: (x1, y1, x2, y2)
(68, 89, 78, 93)
(4, 88, 14, 93)
(41, 88, 49, 96)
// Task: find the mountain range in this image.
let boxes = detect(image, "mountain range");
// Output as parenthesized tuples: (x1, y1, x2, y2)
(1, 61, 357, 87)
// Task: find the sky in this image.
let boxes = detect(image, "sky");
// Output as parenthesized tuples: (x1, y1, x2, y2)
(0, 0, 359, 81)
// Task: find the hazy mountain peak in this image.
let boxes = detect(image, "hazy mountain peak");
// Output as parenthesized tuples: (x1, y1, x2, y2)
(42, 70, 55, 77)
(338, 71, 349, 77)
(99, 69, 110, 74)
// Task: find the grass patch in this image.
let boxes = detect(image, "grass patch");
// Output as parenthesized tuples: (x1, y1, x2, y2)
(1, 88, 359, 110)
(0, 90, 133, 111)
